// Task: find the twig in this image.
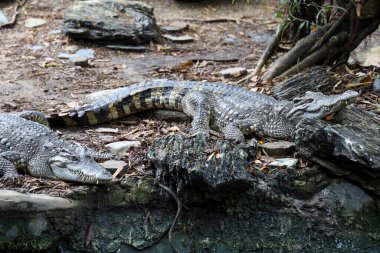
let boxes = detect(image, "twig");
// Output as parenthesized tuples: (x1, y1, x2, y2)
(157, 183, 189, 244)
(0, 0, 27, 28)
(308, 12, 348, 54)
(236, 23, 284, 84)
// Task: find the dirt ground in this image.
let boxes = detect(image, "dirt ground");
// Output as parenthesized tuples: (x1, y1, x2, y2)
(0, 0, 379, 193)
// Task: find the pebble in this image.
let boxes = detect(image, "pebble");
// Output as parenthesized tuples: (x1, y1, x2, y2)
(0, 10, 8, 24)
(162, 34, 194, 43)
(76, 48, 95, 59)
(31, 45, 44, 52)
(25, 18, 47, 28)
(373, 78, 380, 92)
(219, 67, 247, 78)
(48, 29, 62, 35)
(160, 21, 188, 33)
(105, 141, 141, 155)
(99, 159, 127, 173)
(96, 127, 119, 134)
(69, 56, 89, 67)
(268, 158, 298, 169)
(259, 141, 295, 157)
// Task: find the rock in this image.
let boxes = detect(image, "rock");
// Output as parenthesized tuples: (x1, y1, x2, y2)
(99, 159, 127, 173)
(96, 127, 119, 133)
(58, 53, 72, 59)
(0, 10, 8, 24)
(152, 109, 190, 122)
(147, 134, 256, 200)
(31, 45, 44, 52)
(295, 107, 380, 196)
(162, 34, 194, 43)
(373, 77, 380, 92)
(268, 158, 298, 169)
(273, 66, 335, 100)
(76, 48, 95, 59)
(160, 21, 188, 33)
(63, 0, 158, 45)
(219, 67, 247, 78)
(259, 141, 295, 157)
(105, 140, 141, 155)
(48, 29, 62, 35)
(69, 56, 89, 67)
(105, 45, 146, 52)
(0, 190, 78, 212)
(25, 18, 47, 28)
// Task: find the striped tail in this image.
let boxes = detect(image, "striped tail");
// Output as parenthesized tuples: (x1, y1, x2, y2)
(47, 84, 188, 127)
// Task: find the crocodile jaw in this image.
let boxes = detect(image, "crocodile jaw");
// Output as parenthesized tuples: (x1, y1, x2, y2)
(49, 155, 112, 184)
(286, 90, 359, 120)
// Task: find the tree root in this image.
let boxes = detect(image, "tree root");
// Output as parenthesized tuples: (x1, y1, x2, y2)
(236, 23, 284, 84)
(282, 32, 348, 77)
(157, 183, 189, 246)
(261, 22, 334, 81)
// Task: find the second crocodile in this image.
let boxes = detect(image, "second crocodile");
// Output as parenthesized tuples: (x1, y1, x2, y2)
(0, 111, 112, 183)
(48, 79, 358, 142)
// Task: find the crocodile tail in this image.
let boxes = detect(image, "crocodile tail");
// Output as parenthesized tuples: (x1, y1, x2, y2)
(47, 81, 188, 127)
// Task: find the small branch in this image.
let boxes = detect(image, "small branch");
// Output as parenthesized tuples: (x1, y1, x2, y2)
(236, 23, 284, 84)
(261, 22, 333, 81)
(157, 183, 188, 243)
(281, 32, 348, 78)
(308, 11, 348, 54)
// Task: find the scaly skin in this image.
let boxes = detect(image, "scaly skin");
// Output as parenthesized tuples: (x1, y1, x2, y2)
(0, 112, 112, 183)
(48, 79, 358, 142)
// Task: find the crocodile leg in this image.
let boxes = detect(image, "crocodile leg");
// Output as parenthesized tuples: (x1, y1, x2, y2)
(182, 91, 211, 135)
(17, 111, 50, 127)
(223, 119, 265, 142)
(0, 151, 27, 180)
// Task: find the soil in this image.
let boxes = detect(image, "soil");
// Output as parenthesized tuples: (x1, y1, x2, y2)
(0, 0, 379, 192)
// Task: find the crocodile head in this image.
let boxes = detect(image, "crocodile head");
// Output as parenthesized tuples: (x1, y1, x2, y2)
(47, 146, 113, 184)
(286, 90, 359, 120)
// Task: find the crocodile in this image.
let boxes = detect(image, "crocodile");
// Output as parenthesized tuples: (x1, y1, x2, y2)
(48, 79, 358, 142)
(0, 111, 113, 183)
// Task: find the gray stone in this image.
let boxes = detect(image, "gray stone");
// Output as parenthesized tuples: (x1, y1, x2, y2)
(259, 141, 295, 157)
(105, 140, 141, 155)
(219, 67, 247, 78)
(31, 45, 44, 52)
(147, 134, 256, 200)
(160, 25, 187, 33)
(63, 0, 158, 45)
(273, 66, 335, 100)
(76, 48, 95, 59)
(99, 159, 127, 172)
(0, 10, 8, 24)
(48, 29, 62, 35)
(0, 190, 78, 212)
(69, 56, 89, 67)
(105, 45, 146, 52)
(295, 107, 380, 196)
(373, 77, 380, 92)
(268, 158, 298, 169)
(162, 34, 194, 43)
(25, 18, 46, 28)
(96, 127, 119, 133)
(58, 53, 72, 59)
